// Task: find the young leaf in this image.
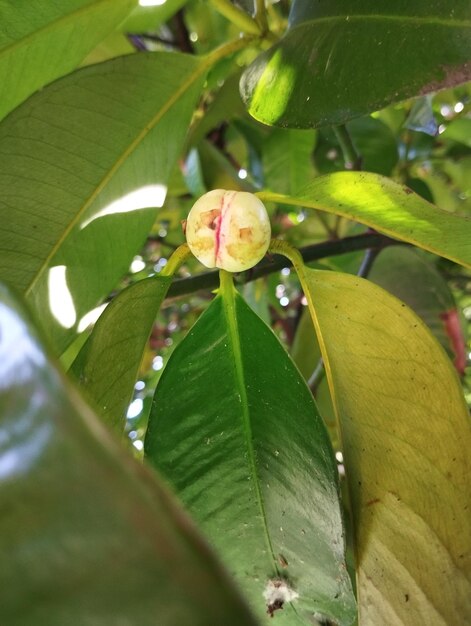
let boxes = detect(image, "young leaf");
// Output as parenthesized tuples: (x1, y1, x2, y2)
(0, 283, 258, 626)
(71, 275, 172, 432)
(0, 51, 207, 352)
(258, 172, 471, 268)
(241, 0, 471, 128)
(298, 267, 471, 624)
(0, 0, 135, 121)
(145, 277, 356, 625)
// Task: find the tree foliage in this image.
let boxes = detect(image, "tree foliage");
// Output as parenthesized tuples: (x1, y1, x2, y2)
(1, 1, 471, 624)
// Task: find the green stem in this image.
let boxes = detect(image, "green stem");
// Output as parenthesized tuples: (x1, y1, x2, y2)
(202, 34, 257, 69)
(218, 268, 234, 295)
(209, 0, 261, 35)
(255, 0, 268, 32)
(160, 243, 192, 277)
(333, 124, 361, 170)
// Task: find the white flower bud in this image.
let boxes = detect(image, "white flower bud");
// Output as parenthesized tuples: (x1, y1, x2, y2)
(185, 190, 271, 272)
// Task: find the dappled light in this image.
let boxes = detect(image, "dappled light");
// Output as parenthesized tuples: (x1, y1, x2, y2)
(47, 266, 76, 329)
(80, 184, 167, 229)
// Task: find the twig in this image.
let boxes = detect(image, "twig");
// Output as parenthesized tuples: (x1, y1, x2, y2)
(167, 232, 401, 298)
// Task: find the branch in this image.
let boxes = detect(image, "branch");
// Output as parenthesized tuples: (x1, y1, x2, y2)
(167, 232, 401, 298)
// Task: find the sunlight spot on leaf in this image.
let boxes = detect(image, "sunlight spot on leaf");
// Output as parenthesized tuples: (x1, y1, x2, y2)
(48, 266, 76, 329)
(139, 0, 166, 6)
(80, 184, 167, 229)
(77, 303, 108, 333)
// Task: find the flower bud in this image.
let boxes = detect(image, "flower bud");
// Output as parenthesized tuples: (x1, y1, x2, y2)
(185, 190, 271, 272)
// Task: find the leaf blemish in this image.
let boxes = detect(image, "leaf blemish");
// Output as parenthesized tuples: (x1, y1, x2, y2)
(263, 578, 299, 617)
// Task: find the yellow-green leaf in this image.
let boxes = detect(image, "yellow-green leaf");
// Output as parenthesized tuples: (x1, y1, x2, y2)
(258, 172, 471, 268)
(0, 0, 136, 121)
(299, 267, 471, 624)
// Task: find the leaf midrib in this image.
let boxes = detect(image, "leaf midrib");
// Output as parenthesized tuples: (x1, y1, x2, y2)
(292, 14, 471, 30)
(0, 0, 133, 59)
(25, 54, 208, 296)
(220, 286, 277, 571)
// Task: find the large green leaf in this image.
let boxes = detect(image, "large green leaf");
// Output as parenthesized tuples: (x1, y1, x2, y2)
(298, 266, 471, 624)
(145, 277, 356, 625)
(71, 275, 171, 432)
(240, 1, 471, 128)
(258, 172, 471, 268)
(0, 283, 257, 626)
(0, 51, 207, 352)
(0, 0, 136, 121)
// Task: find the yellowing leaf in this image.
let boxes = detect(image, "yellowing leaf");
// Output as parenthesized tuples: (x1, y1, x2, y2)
(299, 267, 471, 624)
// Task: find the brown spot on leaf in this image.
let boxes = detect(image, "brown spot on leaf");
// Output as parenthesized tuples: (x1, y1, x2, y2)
(418, 62, 471, 96)
(366, 498, 381, 507)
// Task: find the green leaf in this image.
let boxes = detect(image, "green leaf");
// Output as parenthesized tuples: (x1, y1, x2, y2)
(71, 275, 172, 432)
(240, 1, 471, 128)
(145, 277, 356, 625)
(299, 266, 471, 624)
(119, 0, 189, 32)
(258, 172, 471, 268)
(0, 0, 135, 121)
(262, 128, 316, 194)
(0, 283, 258, 626)
(0, 51, 208, 352)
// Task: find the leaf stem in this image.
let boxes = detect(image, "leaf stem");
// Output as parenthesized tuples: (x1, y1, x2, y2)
(209, 0, 262, 35)
(255, 0, 268, 33)
(202, 33, 258, 69)
(333, 124, 361, 170)
(160, 243, 192, 277)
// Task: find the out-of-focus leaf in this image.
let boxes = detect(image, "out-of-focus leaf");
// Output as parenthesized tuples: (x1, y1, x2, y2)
(262, 128, 316, 193)
(241, 1, 471, 128)
(0, 51, 208, 352)
(348, 117, 398, 176)
(299, 266, 471, 624)
(0, 282, 258, 626)
(145, 280, 356, 625)
(0, 0, 135, 121)
(404, 96, 439, 136)
(369, 247, 466, 374)
(71, 275, 172, 432)
(119, 0, 189, 32)
(258, 172, 471, 268)
(441, 117, 471, 147)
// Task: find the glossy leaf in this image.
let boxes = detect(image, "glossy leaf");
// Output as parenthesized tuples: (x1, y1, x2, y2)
(145, 279, 356, 625)
(0, 51, 208, 352)
(71, 275, 172, 432)
(299, 266, 471, 624)
(0, 283, 258, 626)
(0, 0, 135, 121)
(241, 1, 471, 128)
(258, 172, 471, 268)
